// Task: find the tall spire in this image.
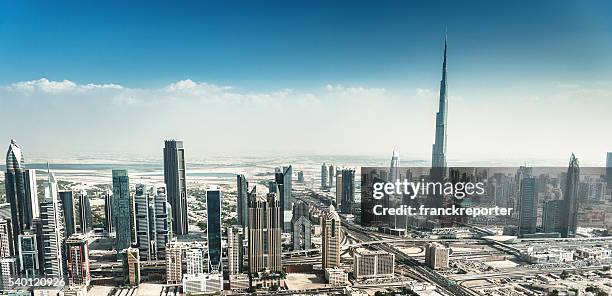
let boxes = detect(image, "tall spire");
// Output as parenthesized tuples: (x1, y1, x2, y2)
(432, 32, 449, 175)
(442, 30, 448, 83)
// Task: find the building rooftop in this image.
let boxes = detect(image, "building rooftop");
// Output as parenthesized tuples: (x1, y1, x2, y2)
(5, 139, 24, 171)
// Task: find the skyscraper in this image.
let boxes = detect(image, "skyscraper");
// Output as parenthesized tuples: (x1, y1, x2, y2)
(163, 140, 188, 235)
(0, 219, 15, 291)
(78, 190, 92, 234)
(0, 220, 10, 263)
(227, 225, 243, 275)
(24, 169, 38, 224)
(133, 184, 171, 261)
(291, 201, 311, 251)
(321, 164, 328, 189)
(134, 184, 154, 261)
(431, 35, 448, 180)
(328, 164, 334, 187)
(17, 232, 39, 278)
(206, 187, 222, 272)
(247, 190, 282, 273)
(103, 190, 113, 234)
(0, 258, 17, 290)
(389, 149, 400, 183)
(335, 170, 343, 208)
(560, 154, 580, 238)
(39, 169, 65, 280)
(59, 191, 76, 238)
(606, 152, 612, 192)
(321, 205, 341, 269)
(5, 140, 39, 253)
(236, 175, 249, 229)
(340, 169, 355, 214)
(165, 242, 184, 285)
(153, 185, 172, 260)
(275, 166, 292, 232)
(518, 177, 537, 236)
(66, 234, 90, 288)
(112, 169, 132, 254)
(543, 200, 562, 234)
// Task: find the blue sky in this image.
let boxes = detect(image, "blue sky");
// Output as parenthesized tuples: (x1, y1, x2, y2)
(1, 0, 610, 90)
(0, 1, 611, 164)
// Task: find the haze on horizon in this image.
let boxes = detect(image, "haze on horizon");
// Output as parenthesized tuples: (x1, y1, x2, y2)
(0, 1, 610, 165)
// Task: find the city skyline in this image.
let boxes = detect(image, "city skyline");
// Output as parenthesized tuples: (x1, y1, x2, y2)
(1, 2, 612, 295)
(0, 1, 610, 163)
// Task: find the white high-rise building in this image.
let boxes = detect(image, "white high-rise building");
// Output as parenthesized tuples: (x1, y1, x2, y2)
(185, 248, 204, 275)
(321, 205, 341, 269)
(227, 226, 243, 275)
(0, 220, 11, 258)
(40, 169, 66, 281)
(0, 257, 17, 290)
(154, 185, 172, 260)
(165, 242, 184, 285)
(134, 184, 154, 261)
(134, 184, 172, 261)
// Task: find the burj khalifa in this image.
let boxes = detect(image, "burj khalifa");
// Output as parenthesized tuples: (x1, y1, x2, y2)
(431, 34, 448, 180)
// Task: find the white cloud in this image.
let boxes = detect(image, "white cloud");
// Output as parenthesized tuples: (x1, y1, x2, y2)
(324, 84, 386, 96)
(163, 79, 232, 93)
(7, 78, 123, 94)
(2, 77, 610, 164)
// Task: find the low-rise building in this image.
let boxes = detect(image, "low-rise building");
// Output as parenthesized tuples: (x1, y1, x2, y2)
(353, 248, 395, 279)
(325, 267, 348, 286)
(229, 274, 250, 291)
(425, 243, 449, 270)
(182, 273, 223, 295)
(576, 247, 612, 260)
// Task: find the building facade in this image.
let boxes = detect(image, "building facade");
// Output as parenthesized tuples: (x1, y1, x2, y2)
(66, 234, 90, 288)
(206, 187, 222, 272)
(227, 226, 243, 275)
(560, 154, 580, 238)
(17, 232, 39, 278)
(163, 140, 188, 235)
(321, 206, 341, 269)
(40, 170, 66, 280)
(112, 169, 133, 254)
(340, 169, 355, 214)
(122, 247, 140, 287)
(291, 201, 311, 251)
(353, 248, 395, 279)
(247, 191, 282, 273)
(425, 242, 449, 270)
(5, 140, 39, 254)
(518, 177, 537, 236)
(236, 175, 249, 229)
(59, 191, 76, 238)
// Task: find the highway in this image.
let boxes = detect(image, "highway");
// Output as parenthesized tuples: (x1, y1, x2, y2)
(341, 220, 477, 296)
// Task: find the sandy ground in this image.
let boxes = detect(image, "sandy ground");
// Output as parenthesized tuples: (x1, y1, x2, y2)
(284, 273, 328, 290)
